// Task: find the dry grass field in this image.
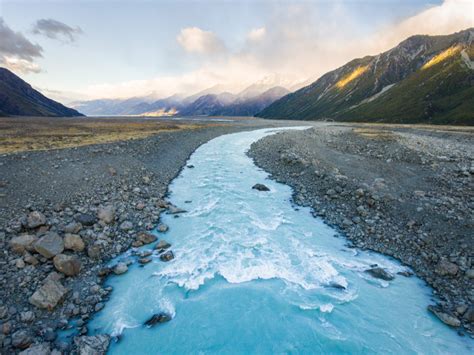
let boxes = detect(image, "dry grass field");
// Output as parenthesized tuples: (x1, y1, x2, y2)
(0, 116, 214, 154)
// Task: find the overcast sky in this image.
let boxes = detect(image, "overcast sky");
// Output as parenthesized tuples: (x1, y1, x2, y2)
(0, 0, 473, 103)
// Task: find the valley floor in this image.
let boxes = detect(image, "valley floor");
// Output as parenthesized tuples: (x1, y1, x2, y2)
(0, 116, 472, 353)
(248, 123, 474, 334)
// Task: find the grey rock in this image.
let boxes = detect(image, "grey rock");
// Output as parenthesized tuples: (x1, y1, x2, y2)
(87, 244, 101, 259)
(9, 234, 38, 254)
(135, 231, 156, 245)
(74, 334, 110, 355)
(75, 214, 97, 226)
(157, 223, 169, 233)
(11, 330, 32, 349)
(20, 311, 35, 323)
(19, 343, 51, 355)
(365, 267, 395, 281)
(34, 232, 64, 259)
(428, 305, 461, 327)
(97, 205, 115, 224)
(64, 222, 82, 234)
(155, 240, 171, 251)
(29, 279, 67, 310)
(120, 221, 133, 231)
(435, 260, 458, 276)
(464, 305, 474, 323)
(113, 263, 128, 275)
(252, 183, 270, 192)
(53, 254, 82, 276)
(27, 211, 46, 229)
(160, 250, 174, 262)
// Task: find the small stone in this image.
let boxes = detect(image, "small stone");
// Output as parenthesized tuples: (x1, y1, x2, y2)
(12, 330, 32, 349)
(354, 188, 364, 198)
(465, 269, 474, 279)
(27, 211, 47, 229)
(15, 258, 26, 268)
(463, 305, 474, 322)
(64, 222, 82, 234)
(167, 205, 186, 214)
(120, 221, 133, 231)
(87, 244, 101, 259)
(75, 213, 97, 226)
(9, 235, 38, 254)
(138, 257, 151, 264)
(155, 240, 171, 251)
(157, 223, 168, 233)
(64, 234, 85, 252)
(97, 205, 115, 224)
(20, 311, 35, 323)
(435, 260, 458, 276)
(24, 252, 39, 265)
(53, 254, 82, 276)
(113, 263, 128, 275)
(160, 250, 174, 262)
(144, 313, 172, 327)
(365, 267, 395, 281)
(252, 183, 270, 192)
(34, 232, 64, 259)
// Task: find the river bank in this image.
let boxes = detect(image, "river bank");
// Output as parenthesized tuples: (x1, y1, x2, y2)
(0, 117, 292, 354)
(248, 124, 474, 335)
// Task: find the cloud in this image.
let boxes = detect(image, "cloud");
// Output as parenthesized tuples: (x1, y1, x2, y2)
(77, 0, 474, 100)
(177, 27, 226, 55)
(247, 27, 266, 42)
(32, 18, 83, 43)
(0, 18, 43, 73)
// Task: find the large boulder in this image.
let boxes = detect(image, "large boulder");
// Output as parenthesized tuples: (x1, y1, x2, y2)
(113, 263, 128, 275)
(27, 211, 46, 229)
(365, 267, 395, 281)
(64, 234, 85, 252)
(29, 278, 68, 310)
(34, 232, 64, 259)
(97, 205, 115, 224)
(428, 305, 461, 327)
(74, 334, 110, 355)
(53, 254, 81, 276)
(9, 234, 38, 254)
(252, 183, 270, 191)
(133, 231, 157, 247)
(144, 313, 172, 327)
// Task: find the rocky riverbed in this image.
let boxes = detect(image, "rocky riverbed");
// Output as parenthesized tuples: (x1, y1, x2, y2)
(0, 119, 293, 354)
(249, 124, 474, 336)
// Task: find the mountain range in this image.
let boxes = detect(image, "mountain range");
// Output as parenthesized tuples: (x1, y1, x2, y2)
(0, 68, 82, 117)
(258, 28, 474, 125)
(71, 80, 291, 117)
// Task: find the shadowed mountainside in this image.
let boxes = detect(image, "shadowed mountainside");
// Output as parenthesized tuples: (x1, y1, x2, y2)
(0, 68, 83, 117)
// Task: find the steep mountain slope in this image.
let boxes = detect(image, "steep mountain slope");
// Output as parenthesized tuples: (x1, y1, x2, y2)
(0, 68, 83, 117)
(258, 28, 474, 125)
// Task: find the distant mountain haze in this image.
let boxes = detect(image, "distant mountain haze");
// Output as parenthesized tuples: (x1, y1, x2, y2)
(258, 28, 474, 125)
(0, 68, 83, 117)
(72, 80, 291, 117)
